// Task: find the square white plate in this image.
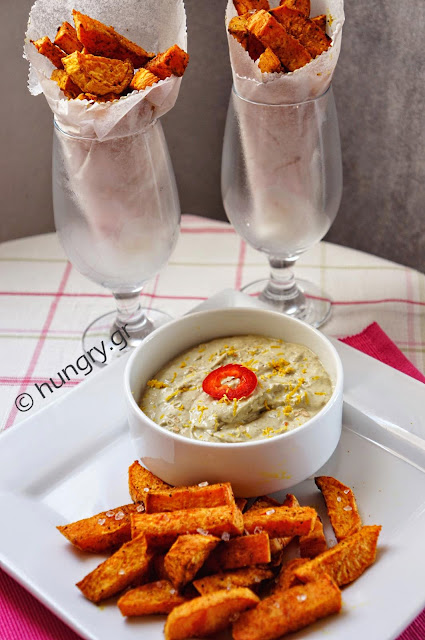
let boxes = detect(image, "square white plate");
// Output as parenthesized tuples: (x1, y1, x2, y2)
(1, 290, 425, 640)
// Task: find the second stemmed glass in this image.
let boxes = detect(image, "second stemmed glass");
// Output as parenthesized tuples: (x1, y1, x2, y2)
(53, 117, 180, 356)
(221, 85, 342, 328)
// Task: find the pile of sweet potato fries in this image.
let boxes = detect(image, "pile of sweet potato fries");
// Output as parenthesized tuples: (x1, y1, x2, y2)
(57, 462, 381, 640)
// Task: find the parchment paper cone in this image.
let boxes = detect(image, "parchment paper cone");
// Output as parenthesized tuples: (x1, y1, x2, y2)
(24, 0, 186, 279)
(224, 0, 344, 257)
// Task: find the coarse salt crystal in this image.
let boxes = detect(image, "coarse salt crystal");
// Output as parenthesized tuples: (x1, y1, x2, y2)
(337, 496, 342, 502)
(198, 481, 209, 487)
(118, 569, 126, 575)
(115, 511, 125, 520)
(227, 585, 231, 591)
(244, 529, 250, 536)
(136, 504, 145, 512)
(254, 526, 263, 534)
(229, 613, 240, 622)
(344, 489, 350, 494)
(170, 588, 176, 595)
(106, 510, 115, 517)
(254, 576, 262, 583)
(265, 509, 275, 515)
(297, 594, 307, 602)
(273, 601, 280, 609)
(143, 487, 150, 493)
(221, 532, 231, 541)
(343, 505, 352, 511)
(196, 528, 209, 536)
(97, 518, 106, 525)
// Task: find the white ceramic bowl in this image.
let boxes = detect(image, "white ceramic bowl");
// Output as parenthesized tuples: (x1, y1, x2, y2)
(124, 308, 343, 497)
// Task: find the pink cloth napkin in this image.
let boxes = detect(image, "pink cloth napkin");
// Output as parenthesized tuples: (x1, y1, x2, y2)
(1, 322, 424, 640)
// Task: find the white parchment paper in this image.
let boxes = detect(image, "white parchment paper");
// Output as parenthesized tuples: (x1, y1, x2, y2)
(24, 0, 187, 139)
(226, 0, 344, 104)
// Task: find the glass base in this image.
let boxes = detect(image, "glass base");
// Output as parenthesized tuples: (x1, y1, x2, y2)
(82, 307, 172, 366)
(241, 278, 332, 328)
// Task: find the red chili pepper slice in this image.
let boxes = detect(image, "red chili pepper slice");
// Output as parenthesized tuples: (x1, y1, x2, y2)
(202, 364, 258, 400)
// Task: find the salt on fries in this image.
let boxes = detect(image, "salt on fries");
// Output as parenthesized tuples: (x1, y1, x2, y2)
(57, 461, 381, 639)
(228, 0, 331, 73)
(32, 10, 189, 102)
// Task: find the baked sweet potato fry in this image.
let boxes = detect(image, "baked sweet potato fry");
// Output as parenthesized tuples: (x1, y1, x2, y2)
(130, 68, 159, 91)
(72, 10, 153, 67)
(76, 534, 153, 603)
(294, 525, 382, 586)
(193, 566, 274, 595)
(56, 503, 139, 552)
(164, 587, 260, 640)
(247, 11, 312, 72)
(279, 0, 310, 17)
(312, 14, 327, 32)
(62, 51, 133, 96)
(234, 0, 270, 15)
(204, 532, 271, 572)
(258, 47, 282, 73)
(274, 557, 308, 592)
(131, 503, 244, 546)
(232, 574, 341, 640)
(269, 6, 331, 58)
(32, 36, 65, 69)
(228, 15, 265, 61)
(249, 495, 281, 510)
(235, 498, 248, 512)
(315, 476, 362, 541)
(54, 21, 83, 54)
(128, 460, 171, 504)
(145, 44, 189, 80)
(243, 505, 317, 537)
(145, 482, 235, 513)
(299, 516, 327, 558)
(118, 580, 188, 616)
(77, 92, 118, 102)
(51, 69, 81, 99)
(164, 534, 220, 589)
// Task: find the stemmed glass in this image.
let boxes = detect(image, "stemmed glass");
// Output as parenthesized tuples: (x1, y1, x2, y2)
(221, 85, 342, 327)
(53, 118, 180, 357)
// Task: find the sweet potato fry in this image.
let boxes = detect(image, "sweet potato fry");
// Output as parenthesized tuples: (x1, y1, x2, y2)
(228, 15, 265, 61)
(72, 10, 153, 67)
(130, 68, 159, 91)
(76, 535, 153, 603)
(32, 37, 65, 69)
(204, 532, 271, 573)
(51, 69, 81, 99)
(232, 574, 341, 640)
(294, 525, 382, 586)
(274, 557, 308, 592)
(54, 21, 83, 54)
(77, 92, 118, 102)
(279, 0, 310, 17)
(152, 554, 169, 581)
(194, 566, 274, 595)
(249, 495, 281, 511)
(282, 493, 300, 508)
(145, 482, 235, 513)
(315, 476, 362, 541)
(62, 51, 133, 96)
(118, 580, 188, 616)
(56, 503, 140, 552)
(128, 460, 171, 504)
(164, 534, 220, 589)
(312, 14, 327, 32)
(145, 44, 189, 80)
(164, 588, 260, 640)
(269, 6, 331, 58)
(247, 11, 312, 72)
(243, 505, 317, 538)
(234, 0, 270, 15)
(131, 503, 244, 546)
(258, 48, 282, 73)
(299, 516, 327, 558)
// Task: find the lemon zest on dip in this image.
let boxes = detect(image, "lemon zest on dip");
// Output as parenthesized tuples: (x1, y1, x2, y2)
(147, 379, 169, 389)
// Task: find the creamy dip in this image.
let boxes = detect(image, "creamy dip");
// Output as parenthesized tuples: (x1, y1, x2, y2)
(140, 335, 333, 443)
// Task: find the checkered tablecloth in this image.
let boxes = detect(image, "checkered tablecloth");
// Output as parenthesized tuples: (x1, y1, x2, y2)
(1, 213, 425, 639)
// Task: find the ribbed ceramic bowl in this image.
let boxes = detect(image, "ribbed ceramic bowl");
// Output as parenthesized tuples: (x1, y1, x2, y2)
(124, 308, 343, 497)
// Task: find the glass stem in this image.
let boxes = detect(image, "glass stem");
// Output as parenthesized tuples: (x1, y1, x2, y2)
(113, 291, 151, 334)
(259, 256, 307, 316)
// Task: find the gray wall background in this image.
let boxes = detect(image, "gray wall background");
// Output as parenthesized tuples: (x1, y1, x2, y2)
(1, 0, 424, 271)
